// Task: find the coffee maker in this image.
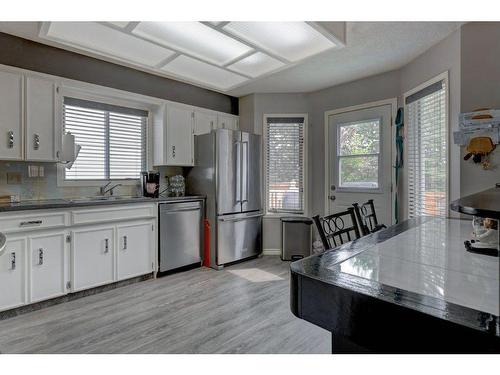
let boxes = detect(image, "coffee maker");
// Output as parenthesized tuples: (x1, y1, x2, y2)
(141, 171, 160, 198)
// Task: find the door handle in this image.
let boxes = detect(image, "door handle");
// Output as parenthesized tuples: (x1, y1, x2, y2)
(7, 130, 14, 149)
(235, 141, 242, 203)
(10, 252, 16, 270)
(34, 133, 40, 150)
(329, 195, 336, 201)
(241, 141, 249, 202)
(123, 235, 127, 250)
(104, 238, 109, 253)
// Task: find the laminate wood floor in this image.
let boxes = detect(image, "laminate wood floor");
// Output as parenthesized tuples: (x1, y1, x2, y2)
(0, 256, 330, 354)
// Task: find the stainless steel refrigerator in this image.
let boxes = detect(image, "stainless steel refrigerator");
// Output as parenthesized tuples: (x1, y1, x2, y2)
(187, 129, 262, 269)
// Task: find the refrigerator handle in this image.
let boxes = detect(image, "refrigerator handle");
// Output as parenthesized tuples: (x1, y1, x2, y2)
(241, 141, 249, 202)
(235, 141, 242, 203)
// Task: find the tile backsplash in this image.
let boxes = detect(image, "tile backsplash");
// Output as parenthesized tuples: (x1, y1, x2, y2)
(0, 161, 187, 201)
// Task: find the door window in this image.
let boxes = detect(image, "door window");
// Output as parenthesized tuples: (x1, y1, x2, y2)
(337, 119, 381, 190)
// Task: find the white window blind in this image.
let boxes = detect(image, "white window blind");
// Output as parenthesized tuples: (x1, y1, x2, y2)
(406, 79, 448, 218)
(265, 117, 305, 213)
(63, 97, 147, 181)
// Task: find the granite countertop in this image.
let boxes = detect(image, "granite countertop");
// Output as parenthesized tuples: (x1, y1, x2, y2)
(450, 186, 500, 219)
(291, 217, 500, 341)
(0, 195, 205, 212)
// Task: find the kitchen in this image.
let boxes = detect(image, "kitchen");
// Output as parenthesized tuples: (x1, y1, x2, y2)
(0, 1, 500, 371)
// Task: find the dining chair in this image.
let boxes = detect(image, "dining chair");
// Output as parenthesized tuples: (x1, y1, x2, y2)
(352, 199, 387, 236)
(312, 207, 361, 250)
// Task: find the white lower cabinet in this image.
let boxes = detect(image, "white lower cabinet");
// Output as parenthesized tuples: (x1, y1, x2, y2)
(0, 238, 27, 311)
(29, 232, 67, 303)
(71, 226, 115, 292)
(117, 221, 153, 280)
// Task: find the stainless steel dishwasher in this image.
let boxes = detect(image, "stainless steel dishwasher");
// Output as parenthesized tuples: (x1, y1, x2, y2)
(159, 200, 203, 272)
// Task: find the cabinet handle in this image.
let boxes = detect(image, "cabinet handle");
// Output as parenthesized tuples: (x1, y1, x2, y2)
(38, 248, 44, 265)
(33, 133, 40, 150)
(123, 235, 127, 250)
(210, 121, 214, 130)
(172, 145, 176, 158)
(7, 130, 14, 149)
(20, 220, 42, 227)
(10, 252, 16, 270)
(104, 238, 109, 253)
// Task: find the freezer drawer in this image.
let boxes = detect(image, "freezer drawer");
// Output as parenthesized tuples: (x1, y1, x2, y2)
(217, 212, 262, 265)
(159, 201, 202, 272)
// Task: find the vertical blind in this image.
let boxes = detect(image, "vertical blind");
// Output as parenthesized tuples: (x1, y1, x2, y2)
(266, 117, 305, 213)
(63, 97, 147, 180)
(406, 80, 447, 218)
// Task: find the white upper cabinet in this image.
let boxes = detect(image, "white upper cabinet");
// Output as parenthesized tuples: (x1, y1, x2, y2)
(194, 110, 217, 135)
(154, 103, 194, 166)
(217, 114, 239, 130)
(0, 70, 24, 160)
(25, 76, 59, 162)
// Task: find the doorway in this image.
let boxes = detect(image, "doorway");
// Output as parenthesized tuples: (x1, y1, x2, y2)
(324, 99, 396, 226)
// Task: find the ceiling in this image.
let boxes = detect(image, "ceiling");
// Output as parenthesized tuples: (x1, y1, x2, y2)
(0, 22, 461, 97)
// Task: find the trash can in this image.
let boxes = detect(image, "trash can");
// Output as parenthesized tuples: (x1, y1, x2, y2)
(281, 217, 313, 261)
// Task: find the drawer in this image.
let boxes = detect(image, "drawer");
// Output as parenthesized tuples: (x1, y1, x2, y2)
(71, 204, 156, 226)
(0, 210, 68, 233)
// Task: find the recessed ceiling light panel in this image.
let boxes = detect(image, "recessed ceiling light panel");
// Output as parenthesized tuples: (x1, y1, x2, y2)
(227, 52, 284, 78)
(133, 22, 252, 65)
(223, 22, 335, 62)
(161, 55, 248, 90)
(44, 22, 175, 67)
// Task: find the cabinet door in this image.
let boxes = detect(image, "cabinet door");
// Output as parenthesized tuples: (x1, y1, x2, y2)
(0, 238, 27, 311)
(71, 227, 114, 292)
(116, 221, 153, 280)
(217, 114, 236, 130)
(0, 70, 23, 160)
(29, 232, 66, 303)
(25, 76, 58, 161)
(166, 105, 194, 166)
(194, 110, 217, 135)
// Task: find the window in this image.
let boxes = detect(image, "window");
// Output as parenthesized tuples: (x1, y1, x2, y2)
(63, 97, 147, 181)
(337, 119, 380, 189)
(406, 77, 448, 218)
(265, 116, 306, 214)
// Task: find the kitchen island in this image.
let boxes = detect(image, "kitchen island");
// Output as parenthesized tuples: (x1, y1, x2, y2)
(290, 217, 500, 353)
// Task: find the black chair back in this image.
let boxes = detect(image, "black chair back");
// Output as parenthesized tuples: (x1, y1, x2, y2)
(312, 207, 361, 250)
(352, 199, 387, 236)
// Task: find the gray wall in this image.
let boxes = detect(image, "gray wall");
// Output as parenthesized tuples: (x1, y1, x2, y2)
(460, 22, 500, 196)
(0, 32, 238, 115)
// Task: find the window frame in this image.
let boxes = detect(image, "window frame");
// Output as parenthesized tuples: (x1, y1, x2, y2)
(57, 87, 153, 187)
(263, 113, 309, 217)
(335, 117, 383, 193)
(403, 71, 449, 219)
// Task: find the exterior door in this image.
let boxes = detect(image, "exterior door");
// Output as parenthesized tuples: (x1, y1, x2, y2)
(216, 129, 242, 215)
(241, 132, 262, 213)
(327, 104, 393, 226)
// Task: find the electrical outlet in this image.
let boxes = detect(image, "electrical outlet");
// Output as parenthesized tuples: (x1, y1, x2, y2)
(6, 172, 22, 185)
(39, 166, 44, 177)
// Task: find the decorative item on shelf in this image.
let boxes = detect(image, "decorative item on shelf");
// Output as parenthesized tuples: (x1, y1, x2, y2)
(464, 216, 499, 257)
(463, 136, 496, 169)
(169, 175, 185, 197)
(454, 108, 500, 146)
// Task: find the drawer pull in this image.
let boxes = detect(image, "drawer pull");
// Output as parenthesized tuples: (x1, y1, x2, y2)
(20, 220, 43, 227)
(123, 235, 127, 250)
(38, 248, 44, 265)
(34, 133, 40, 150)
(104, 238, 109, 253)
(7, 130, 14, 149)
(10, 252, 16, 270)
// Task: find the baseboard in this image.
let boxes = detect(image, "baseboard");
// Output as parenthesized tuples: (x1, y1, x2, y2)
(263, 248, 281, 256)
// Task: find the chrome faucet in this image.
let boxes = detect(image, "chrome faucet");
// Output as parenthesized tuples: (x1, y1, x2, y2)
(99, 181, 122, 196)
